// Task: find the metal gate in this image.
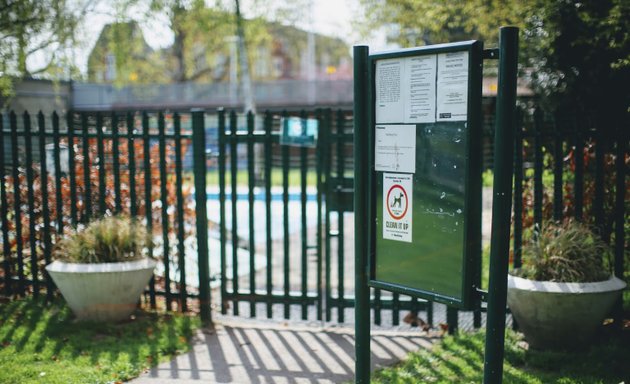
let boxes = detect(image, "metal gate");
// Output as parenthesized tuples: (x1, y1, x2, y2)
(216, 109, 446, 326)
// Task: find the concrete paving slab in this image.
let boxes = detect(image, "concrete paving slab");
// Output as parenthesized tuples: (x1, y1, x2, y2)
(130, 317, 437, 384)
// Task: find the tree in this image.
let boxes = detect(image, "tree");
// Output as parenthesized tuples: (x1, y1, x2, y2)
(98, 0, 337, 87)
(357, 0, 629, 125)
(107, 0, 273, 85)
(356, 0, 529, 48)
(87, 21, 169, 84)
(524, 0, 629, 128)
(0, 0, 96, 97)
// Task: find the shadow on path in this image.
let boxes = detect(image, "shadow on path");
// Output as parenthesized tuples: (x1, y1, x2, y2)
(131, 317, 436, 384)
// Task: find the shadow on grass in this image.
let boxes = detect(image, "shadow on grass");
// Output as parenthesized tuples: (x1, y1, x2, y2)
(511, 325, 630, 383)
(0, 297, 199, 383)
(372, 328, 630, 384)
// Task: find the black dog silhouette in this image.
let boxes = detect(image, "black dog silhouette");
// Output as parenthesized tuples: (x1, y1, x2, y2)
(391, 193, 404, 208)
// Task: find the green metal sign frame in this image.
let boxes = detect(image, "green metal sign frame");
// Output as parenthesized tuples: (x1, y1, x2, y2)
(354, 27, 519, 384)
(366, 41, 484, 310)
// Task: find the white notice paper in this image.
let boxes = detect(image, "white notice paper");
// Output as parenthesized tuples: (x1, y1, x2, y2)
(383, 173, 413, 242)
(437, 51, 469, 122)
(404, 55, 437, 123)
(375, 125, 416, 174)
(375, 59, 404, 124)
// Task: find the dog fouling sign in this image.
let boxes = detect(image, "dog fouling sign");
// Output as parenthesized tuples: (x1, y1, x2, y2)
(383, 173, 413, 242)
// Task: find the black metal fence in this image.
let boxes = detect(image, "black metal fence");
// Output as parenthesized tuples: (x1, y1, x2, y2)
(0, 110, 210, 319)
(0, 106, 626, 327)
(511, 107, 627, 281)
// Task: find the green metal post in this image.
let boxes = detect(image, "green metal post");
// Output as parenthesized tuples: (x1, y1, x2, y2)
(336, 110, 346, 322)
(264, 111, 273, 318)
(300, 110, 308, 320)
(52, 112, 64, 235)
(533, 108, 543, 229)
(573, 121, 584, 221)
(81, 112, 91, 222)
(218, 109, 228, 314)
(67, 112, 78, 227)
(174, 113, 188, 312)
(229, 111, 239, 316)
(247, 111, 256, 317)
(192, 109, 211, 324)
(142, 112, 156, 309)
(392, 293, 399, 325)
(112, 112, 122, 213)
(315, 109, 323, 322)
(513, 109, 524, 269)
(96, 112, 106, 215)
(552, 113, 563, 222)
(447, 307, 458, 334)
(281, 111, 290, 319)
(24, 112, 38, 296)
(158, 112, 172, 311)
(0, 115, 11, 295)
(483, 26, 519, 384)
(127, 112, 137, 217)
(323, 109, 333, 322)
(353, 45, 370, 384)
(37, 111, 53, 301)
(10, 112, 25, 295)
(613, 126, 625, 323)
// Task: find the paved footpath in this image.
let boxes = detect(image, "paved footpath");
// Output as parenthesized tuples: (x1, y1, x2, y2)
(131, 187, 495, 383)
(130, 316, 438, 384)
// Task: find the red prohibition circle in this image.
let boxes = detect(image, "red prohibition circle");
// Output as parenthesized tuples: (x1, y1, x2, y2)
(386, 184, 408, 220)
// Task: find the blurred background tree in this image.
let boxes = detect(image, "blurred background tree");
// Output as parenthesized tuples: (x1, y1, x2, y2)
(357, 0, 529, 48)
(0, 0, 97, 98)
(357, 0, 629, 126)
(523, 0, 629, 128)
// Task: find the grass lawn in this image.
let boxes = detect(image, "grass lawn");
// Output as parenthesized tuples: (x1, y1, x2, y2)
(206, 168, 318, 188)
(0, 298, 201, 384)
(372, 328, 630, 384)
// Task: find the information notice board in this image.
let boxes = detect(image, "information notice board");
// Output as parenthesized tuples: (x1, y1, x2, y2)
(368, 41, 483, 309)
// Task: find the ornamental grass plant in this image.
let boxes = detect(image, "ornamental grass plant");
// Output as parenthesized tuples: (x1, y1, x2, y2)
(54, 215, 150, 264)
(514, 220, 612, 283)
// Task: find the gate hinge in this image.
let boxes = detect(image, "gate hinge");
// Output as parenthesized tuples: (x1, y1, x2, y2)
(483, 48, 499, 60)
(475, 287, 489, 302)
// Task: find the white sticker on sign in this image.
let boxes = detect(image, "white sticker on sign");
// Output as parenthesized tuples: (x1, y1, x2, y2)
(383, 173, 413, 242)
(404, 55, 437, 124)
(375, 125, 416, 174)
(375, 58, 404, 124)
(436, 51, 469, 122)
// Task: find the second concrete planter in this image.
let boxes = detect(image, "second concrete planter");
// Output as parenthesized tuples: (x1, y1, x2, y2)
(507, 274, 626, 349)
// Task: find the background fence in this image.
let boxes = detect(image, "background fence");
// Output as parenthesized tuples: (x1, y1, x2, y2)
(0, 106, 627, 328)
(0, 110, 210, 317)
(511, 107, 627, 287)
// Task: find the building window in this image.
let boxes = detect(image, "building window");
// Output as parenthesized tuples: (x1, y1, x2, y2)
(105, 54, 116, 82)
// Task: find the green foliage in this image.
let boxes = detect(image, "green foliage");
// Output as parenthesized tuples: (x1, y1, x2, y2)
(524, 0, 630, 126)
(356, 0, 629, 126)
(0, 298, 200, 384)
(482, 169, 494, 187)
(205, 168, 318, 187)
(54, 216, 150, 264)
(371, 329, 630, 383)
(356, 0, 529, 47)
(87, 21, 168, 85)
(515, 220, 612, 283)
(0, 0, 85, 95)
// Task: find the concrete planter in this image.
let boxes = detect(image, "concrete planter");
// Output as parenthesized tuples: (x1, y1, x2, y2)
(507, 274, 626, 349)
(46, 259, 156, 322)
